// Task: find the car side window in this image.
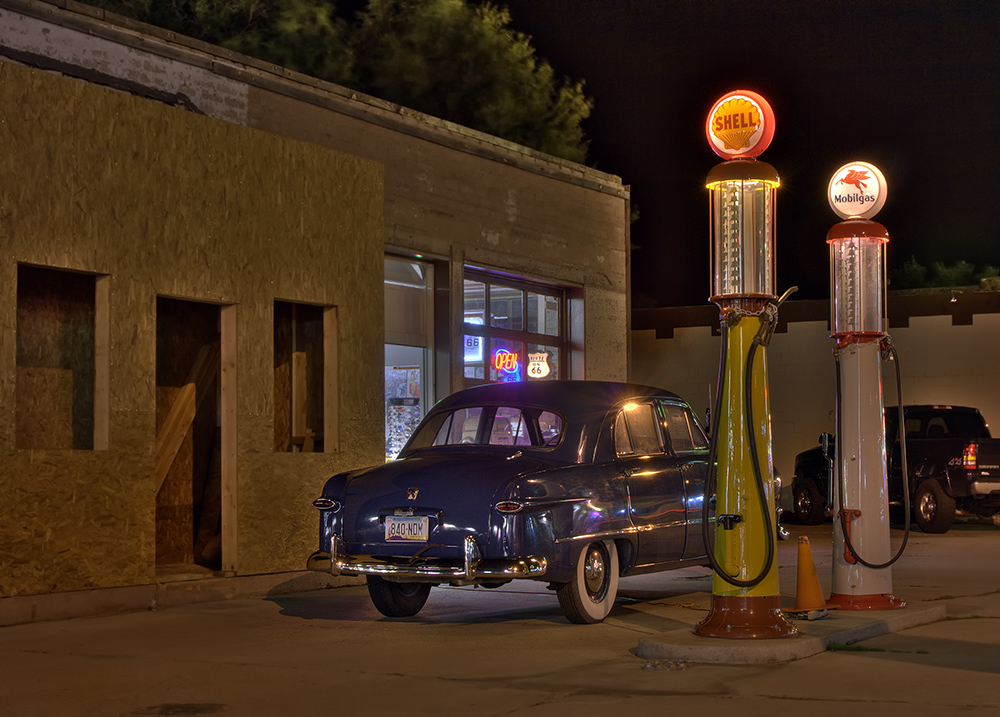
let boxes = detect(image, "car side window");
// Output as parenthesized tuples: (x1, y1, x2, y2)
(660, 402, 708, 452)
(538, 411, 564, 446)
(615, 403, 662, 457)
(491, 407, 528, 446)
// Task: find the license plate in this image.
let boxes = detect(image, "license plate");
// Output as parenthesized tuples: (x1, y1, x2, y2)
(384, 515, 429, 542)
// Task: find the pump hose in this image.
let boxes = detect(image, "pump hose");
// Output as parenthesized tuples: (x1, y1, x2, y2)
(701, 287, 797, 588)
(834, 338, 911, 569)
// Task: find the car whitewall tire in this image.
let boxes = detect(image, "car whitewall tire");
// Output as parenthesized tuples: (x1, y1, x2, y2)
(557, 539, 619, 624)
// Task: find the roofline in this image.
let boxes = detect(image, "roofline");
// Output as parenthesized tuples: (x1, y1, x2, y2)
(633, 288, 1000, 338)
(0, 0, 628, 199)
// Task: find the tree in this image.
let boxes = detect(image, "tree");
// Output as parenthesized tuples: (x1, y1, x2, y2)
(88, 0, 592, 163)
(353, 0, 591, 162)
(889, 256, 999, 290)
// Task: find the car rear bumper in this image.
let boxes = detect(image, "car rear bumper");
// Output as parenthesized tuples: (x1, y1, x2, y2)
(307, 534, 547, 582)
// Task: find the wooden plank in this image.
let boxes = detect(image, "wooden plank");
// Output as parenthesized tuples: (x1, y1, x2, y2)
(154, 338, 220, 494)
(94, 275, 110, 450)
(324, 307, 339, 453)
(291, 351, 307, 440)
(219, 306, 238, 574)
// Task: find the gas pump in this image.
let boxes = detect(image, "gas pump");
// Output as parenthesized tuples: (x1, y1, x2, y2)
(695, 91, 797, 638)
(826, 161, 908, 610)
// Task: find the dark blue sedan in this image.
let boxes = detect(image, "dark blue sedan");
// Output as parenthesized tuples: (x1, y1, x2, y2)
(307, 380, 711, 623)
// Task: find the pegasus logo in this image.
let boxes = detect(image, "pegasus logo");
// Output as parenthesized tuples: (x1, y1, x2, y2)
(836, 169, 870, 192)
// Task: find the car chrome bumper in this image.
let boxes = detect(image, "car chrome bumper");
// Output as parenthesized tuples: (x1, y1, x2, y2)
(307, 535, 547, 581)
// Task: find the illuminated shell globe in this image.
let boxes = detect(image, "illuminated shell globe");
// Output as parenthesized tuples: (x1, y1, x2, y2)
(706, 90, 775, 159)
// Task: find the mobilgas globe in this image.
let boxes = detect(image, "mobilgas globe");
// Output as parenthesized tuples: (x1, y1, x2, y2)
(828, 161, 887, 220)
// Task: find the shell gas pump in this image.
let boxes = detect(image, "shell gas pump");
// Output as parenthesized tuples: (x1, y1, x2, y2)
(695, 91, 797, 638)
(826, 161, 909, 609)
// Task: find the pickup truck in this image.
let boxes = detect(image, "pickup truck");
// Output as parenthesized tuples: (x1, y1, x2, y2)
(792, 405, 1000, 533)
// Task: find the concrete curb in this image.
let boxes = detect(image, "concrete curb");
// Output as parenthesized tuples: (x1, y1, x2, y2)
(636, 604, 947, 664)
(0, 571, 365, 627)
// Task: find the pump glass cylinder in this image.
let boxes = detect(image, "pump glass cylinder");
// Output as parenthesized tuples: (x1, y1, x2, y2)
(829, 235, 886, 336)
(709, 178, 776, 298)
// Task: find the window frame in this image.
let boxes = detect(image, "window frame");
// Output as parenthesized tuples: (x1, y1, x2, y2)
(463, 269, 567, 386)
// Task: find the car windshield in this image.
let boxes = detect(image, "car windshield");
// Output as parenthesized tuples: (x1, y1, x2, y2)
(406, 405, 565, 450)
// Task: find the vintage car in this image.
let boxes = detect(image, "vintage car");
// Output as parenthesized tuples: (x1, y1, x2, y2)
(307, 380, 712, 623)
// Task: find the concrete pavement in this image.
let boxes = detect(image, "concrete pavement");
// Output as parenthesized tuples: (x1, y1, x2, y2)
(1, 521, 999, 716)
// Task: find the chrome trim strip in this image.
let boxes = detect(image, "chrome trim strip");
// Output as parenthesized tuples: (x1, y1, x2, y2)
(553, 526, 639, 544)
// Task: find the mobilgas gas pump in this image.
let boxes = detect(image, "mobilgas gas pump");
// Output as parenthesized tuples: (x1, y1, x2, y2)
(826, 161, 909, 610)
(695, 91, 797, 639)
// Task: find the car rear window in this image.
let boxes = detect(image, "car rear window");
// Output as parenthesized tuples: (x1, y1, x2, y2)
(406, 406, 564, 450)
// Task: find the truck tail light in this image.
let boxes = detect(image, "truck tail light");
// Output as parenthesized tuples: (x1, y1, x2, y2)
(963, 443, 977, 470)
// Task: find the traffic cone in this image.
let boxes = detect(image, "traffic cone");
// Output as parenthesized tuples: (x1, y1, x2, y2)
(784, 535, 836, 618)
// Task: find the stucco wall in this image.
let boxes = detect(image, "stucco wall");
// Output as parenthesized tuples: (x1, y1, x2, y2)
(247, 88, 630, 381)
(0, 61, 384, 596)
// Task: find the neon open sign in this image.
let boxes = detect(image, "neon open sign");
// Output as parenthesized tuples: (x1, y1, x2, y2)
(492, 348, 521, 381)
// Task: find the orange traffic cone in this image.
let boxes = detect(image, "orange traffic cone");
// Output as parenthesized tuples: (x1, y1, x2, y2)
(784, 535, 836, 619)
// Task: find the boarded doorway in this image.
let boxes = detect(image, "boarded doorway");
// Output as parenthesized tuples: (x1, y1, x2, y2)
(155, 297, 223, 577)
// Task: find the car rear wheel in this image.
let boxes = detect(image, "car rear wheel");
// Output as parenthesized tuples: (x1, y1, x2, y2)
(557, 540, 619, 624)
(793, 475, 825, 525)
(366, 576, 432, 617)
(914, 479, 956, 533)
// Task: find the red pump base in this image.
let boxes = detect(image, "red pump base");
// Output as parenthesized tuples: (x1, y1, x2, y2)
(695, 595, 798, 639)
(828, 592, 906, 610)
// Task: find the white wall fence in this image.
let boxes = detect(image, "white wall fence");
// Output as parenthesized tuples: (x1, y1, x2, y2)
(631, 289, 1000, 498)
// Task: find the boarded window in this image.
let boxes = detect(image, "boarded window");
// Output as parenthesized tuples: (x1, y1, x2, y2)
(274, 301, 326, 452)
(16, 266, 96, 450)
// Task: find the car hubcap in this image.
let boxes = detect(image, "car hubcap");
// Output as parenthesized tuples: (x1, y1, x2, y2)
(797, 490, 811, 515)
(919, 492, 937, 522)
(584, 545, 607, 601)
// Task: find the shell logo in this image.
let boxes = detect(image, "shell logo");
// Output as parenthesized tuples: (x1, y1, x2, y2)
(706, 90, 775, 159)
(828, 161, 887, 220)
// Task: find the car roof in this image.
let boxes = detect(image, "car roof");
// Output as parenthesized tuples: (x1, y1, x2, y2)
(431, 380, 684, 415)
(423, 381, 690, 464)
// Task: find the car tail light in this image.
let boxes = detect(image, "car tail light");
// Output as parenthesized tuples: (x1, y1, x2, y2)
(495, 500, 523, 514)
(312, 497, 341, 511)
(963, 443, 977, 470)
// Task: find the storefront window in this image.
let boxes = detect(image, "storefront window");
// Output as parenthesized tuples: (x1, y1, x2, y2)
(385, 256, 434, 460)
(463, 270, 566, 387)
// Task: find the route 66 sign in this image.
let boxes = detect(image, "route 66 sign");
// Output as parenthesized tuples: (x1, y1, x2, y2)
(527, 351, 551, 379)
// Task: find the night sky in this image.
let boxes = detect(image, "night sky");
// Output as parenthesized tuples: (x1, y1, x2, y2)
(501, 0, 1000, 307)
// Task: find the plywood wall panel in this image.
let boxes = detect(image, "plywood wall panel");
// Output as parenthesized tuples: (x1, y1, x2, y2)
(0, 60, 384, 596)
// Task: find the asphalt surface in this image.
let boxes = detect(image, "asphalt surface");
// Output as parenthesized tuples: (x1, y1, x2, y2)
(2, 521, 999, 716)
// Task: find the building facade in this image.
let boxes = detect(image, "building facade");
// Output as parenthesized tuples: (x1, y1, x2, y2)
(0, 0, 631, 609)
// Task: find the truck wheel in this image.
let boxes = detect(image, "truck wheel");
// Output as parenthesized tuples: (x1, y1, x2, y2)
(914, 479, 956, 533)
(793, 475, 825, 525)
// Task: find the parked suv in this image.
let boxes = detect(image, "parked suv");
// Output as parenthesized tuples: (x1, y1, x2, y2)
(792, 405, 1000, 533)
